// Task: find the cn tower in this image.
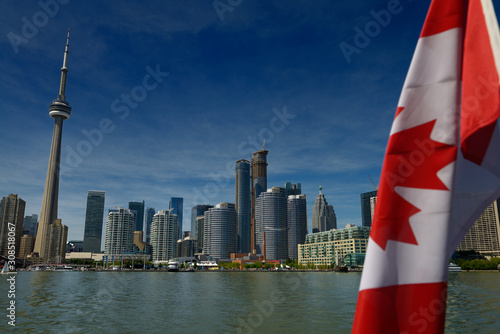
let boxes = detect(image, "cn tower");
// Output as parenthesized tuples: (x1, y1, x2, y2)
(33, 30, 72, 262)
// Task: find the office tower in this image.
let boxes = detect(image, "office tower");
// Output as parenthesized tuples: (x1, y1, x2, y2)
(23, 214, 38, 236)
(204, 203, 237, 260)
(191, 205, 213, 238)
(457, 198, 500, 255)
(145, 207, 155, 244)
(83, 191, 105, 253)
(285, 182, 302, 197)
(47, 219, 68, 263)
(195, 216, 205, 253)
(104, 208, 135, 256)
(0, 194, 26, 257)
(129, 201, 145, 233)
(19, 235, 36, 259)
(177, 236, 198, 258)
(150, 209, 179, 262)
(235, 159, 251, 254)
(34, 31, 72, 263)
(251, 147, 268, 254)
(312, 187, 336, 233)
(361, 190, 378, 228)
(255, 187, 288, 260)
(169, 197, 183, 239)
(287, 194, 307, 260)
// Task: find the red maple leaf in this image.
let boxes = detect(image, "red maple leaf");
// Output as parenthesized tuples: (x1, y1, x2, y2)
(371, 119, 457, 250)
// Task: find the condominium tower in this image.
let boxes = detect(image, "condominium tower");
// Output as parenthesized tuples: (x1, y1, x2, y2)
(251, 147, 268, 254)
(104, 208, 135, 256)
(204, 203, 237, 260)
(255, 187, 288, 261)
(287, 194, 308, 259)
(129, 201, 145, 233)
(191, 204, 213, 238)
(0, 194, 26, 257)
(150, 209, 179, 262)
(235, 159, 251, 253)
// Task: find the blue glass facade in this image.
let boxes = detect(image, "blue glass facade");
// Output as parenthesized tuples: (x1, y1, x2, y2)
(169, 197, 183, 239)
(236, 159, 251, 254)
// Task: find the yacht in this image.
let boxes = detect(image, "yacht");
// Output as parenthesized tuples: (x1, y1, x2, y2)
(167, 260, 179, 272)
(448, 263, 462, 272)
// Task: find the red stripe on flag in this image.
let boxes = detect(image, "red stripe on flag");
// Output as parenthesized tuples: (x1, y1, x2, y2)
(352, 282, 448, 334)
(461, 0, 500, 165)
(420, 0, 463, 37)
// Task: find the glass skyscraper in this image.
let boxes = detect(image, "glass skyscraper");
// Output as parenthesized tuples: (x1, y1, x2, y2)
(235, 159, 251, 254)
(145, 207, 155, 245)
(23, 214, 38, 237)
(169, 197, 183, 239)
(83, 191, 105, 253)
(360, 190, 378, 228)
(191, 204, 213, 238)
(255, 187, 288, 261)
(287, 194, 307, 259)
(129, 201, 145, 233)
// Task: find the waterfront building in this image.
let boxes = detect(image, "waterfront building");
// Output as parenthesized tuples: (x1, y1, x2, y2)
(458, 198, 500, 256)
(23, 214, 38, 237)
(287, 194, 307, 260)
(19, 235, 35, 260)
(150, 209, 179, 262)
(0, 194, 26, 257)
(255, 187, 288, 261)
(145, 207, 155, 245)
(298, 225, 370, 267)
(33, 31, 72, 263)
(134, 231, 146, 252)
(66, 240, 83, 253)
(236, 159, 251, 254)
(104, 208, 135, 256)
(204, 203, 237, 260)
(196, 216, 205, 253)
(83, 191, 105, 253)
(251, 147, 268, 254)
(169, 197, 184, 239)
(312, 187, 336, 233)
(191, 205, 213, 238)
(47, 219, 68, 263)
(285, 182, 302, 197)
(177, 236, 199, 258)
(129, 201, 145, 233)
(360, 190, 378, 228)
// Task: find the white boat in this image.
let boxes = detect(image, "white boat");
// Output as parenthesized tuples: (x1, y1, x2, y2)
(53, 265, 74, 271)
(449, 263, 462, 272)
(167, 261, 179, 272)
(1, 264, 8, 274)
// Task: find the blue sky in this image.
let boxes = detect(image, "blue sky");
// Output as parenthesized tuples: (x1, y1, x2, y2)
(1, 0, 491, 242)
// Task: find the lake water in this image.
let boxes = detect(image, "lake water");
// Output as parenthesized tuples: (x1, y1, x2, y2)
(1, 271, 499, 333)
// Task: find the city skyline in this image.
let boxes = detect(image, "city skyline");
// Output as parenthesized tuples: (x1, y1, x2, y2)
(4, 1, 498, 242)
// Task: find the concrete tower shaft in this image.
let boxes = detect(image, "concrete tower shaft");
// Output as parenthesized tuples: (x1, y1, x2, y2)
(250, 149, 268, 254)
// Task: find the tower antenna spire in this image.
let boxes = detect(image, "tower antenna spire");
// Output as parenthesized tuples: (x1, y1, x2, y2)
(58, 28, 70, 100)
(262, 140, 265, 150)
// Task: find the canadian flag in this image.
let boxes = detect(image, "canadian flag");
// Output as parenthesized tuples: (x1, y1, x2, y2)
(352, 1, 500, 333)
